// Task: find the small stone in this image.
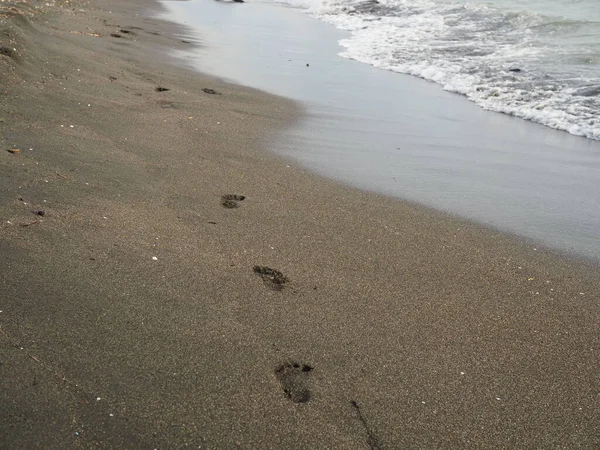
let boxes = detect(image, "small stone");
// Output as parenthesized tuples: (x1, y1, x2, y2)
(7, 148, 20, 154)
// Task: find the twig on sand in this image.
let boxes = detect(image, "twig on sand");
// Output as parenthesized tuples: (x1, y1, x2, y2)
(351, 400, 384, 450)
(20, 219, 41, 227)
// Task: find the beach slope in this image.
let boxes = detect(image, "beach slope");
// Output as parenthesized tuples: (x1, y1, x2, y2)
(1, 0, 599, 448)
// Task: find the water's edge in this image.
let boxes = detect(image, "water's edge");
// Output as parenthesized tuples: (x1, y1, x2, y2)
(160, 0, 600, 262)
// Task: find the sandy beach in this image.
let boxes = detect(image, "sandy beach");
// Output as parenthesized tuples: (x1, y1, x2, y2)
(1, 0, 600, 448)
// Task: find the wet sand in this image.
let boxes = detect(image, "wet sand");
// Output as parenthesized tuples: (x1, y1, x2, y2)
(1, 0, 599, 448)
(164, 0, 600, 261)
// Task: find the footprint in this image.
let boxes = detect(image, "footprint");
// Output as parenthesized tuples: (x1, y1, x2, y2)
(253, 265, 288, 290)
(220, 194, 246, 209)
(275, 362, 313, 403)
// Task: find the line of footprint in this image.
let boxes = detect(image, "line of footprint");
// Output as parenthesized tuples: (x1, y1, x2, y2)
(220, 193, 383, 448)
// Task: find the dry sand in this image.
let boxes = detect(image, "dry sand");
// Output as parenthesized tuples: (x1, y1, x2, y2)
(1, 0, 599, 448)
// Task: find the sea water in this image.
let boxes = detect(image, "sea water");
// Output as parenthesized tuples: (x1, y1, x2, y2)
(268, 0, 600, 140)
(160, 0, 600, 260)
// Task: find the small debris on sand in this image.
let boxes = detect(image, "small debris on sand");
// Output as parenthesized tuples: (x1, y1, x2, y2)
(7, 148, 20, 154)
(20, 220, 41, 227)
(253, 265, 288, 290)
(220, 194, 245, 208)
(0, 47, 15, 57)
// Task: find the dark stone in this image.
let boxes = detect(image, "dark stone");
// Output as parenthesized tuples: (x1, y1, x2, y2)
(0, 47, 15, 57)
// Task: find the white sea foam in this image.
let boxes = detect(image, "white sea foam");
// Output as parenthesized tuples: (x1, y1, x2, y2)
(265, 0, 600, 140)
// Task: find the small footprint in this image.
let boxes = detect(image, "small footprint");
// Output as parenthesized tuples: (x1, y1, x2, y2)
(253, 266, 288, 290)
(220, 194, 246, 209)
(275, 362, 313, 403)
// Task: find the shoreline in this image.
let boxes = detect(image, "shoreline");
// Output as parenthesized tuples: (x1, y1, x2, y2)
(2, 0, 600, 448)
(162, 0, 600, 262)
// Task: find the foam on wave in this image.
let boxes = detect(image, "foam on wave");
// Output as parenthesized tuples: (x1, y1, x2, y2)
(268, 0, 600, 140)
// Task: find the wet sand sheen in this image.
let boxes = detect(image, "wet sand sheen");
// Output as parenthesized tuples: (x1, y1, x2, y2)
(1, 0, 600, 448)
(164, 0, 600, 261)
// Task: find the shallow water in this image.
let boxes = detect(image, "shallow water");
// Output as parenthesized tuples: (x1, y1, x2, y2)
(161, 0, 600, 260)
(268, 0, 600, 140)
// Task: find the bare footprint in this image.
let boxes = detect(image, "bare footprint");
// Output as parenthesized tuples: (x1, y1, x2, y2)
(221, 194, 246, 209)
(253, 266, 288, 290)
(275, 362, 313, 403)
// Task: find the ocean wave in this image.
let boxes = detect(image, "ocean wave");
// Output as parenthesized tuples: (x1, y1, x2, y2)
(268, 0, 600, 140)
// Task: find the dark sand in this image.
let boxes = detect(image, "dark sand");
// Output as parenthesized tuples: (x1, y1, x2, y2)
(1, 0, 599, 448)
